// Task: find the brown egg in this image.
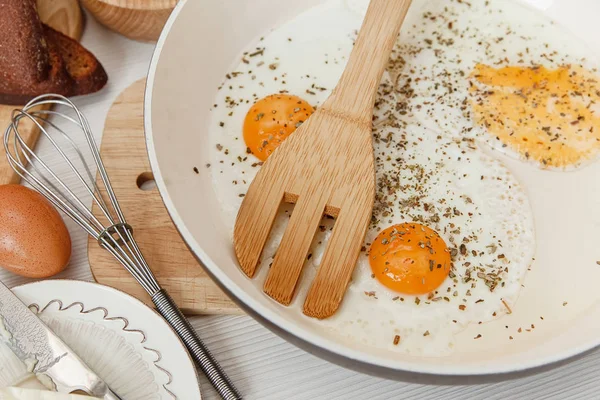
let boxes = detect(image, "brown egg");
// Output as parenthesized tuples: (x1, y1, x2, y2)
(0, 184, 71, 278)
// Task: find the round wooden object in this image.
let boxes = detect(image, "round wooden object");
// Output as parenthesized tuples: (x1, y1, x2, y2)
(89, 79, 239, 315)
(80, 0, 177, 42)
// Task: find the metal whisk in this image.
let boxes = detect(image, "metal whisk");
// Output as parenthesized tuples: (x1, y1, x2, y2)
(4, 94, 242, 400)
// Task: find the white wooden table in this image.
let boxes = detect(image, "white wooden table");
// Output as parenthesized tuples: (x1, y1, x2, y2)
(1, 14, 598, 400)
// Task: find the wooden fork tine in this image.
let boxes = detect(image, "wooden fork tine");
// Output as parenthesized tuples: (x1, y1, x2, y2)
(264, 188, 327, 305)
(303, 200, 372, 319)
(233, 176, 284, 278)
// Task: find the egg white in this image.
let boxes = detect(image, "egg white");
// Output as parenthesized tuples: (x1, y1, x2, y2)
(311, 120, 535, 355)
(366, 0, 600, 170)
(208, 0, 539, 355)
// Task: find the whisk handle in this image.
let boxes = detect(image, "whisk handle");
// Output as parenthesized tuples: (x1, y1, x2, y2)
(152, 290, 243, 400)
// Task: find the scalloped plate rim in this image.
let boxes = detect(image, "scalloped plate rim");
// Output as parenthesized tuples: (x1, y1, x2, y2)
(4, 279, 202, 399)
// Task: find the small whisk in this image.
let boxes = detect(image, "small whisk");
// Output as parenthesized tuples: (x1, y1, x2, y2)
(4, 94, 242, 400)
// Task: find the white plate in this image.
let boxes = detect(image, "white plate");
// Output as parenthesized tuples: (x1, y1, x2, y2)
(145, 0, 600, 377)
(0, 280, 201, 399)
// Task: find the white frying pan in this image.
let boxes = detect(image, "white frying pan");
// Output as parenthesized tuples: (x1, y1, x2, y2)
(145, 0, 600, 378)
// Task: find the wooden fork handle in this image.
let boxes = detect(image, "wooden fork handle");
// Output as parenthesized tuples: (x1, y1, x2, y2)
(325, 0, 412, 121)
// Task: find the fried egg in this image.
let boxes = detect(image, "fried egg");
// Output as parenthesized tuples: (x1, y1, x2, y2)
(311, 119, 534, 355)
(367, 0, 600, 170)
(207, 0, 549, 356)
(469, 64, 600, 169)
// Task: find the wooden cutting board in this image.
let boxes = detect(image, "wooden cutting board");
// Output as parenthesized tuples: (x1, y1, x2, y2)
(89, 79, 240, 315)
(0, 0, 83, 184)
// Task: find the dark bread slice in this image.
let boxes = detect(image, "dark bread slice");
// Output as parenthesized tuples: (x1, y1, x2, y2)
(0, 28, 76, 105)
(0, 26, 108, 105)
(0, 0, 53, 88)
(0, 0, 108, 105)
(43, 26, 108, 96)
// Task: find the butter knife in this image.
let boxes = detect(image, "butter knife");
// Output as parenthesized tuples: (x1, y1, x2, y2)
(0, 281, 122, 400)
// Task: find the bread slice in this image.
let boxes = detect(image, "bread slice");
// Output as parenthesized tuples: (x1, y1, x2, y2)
(43, 25, 108, 97)
(0, 0, 108, 105)
(0, 0, 48, 83)
(0, 26, 76, 105)
(0, 0, 57, 90)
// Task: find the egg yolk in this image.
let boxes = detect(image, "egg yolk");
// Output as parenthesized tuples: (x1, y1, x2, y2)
(469, 64, 600, 168)
(243, 94, 314, 161)
(369, 223, 451, 295)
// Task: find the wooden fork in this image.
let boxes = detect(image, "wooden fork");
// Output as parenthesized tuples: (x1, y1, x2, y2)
(234, 0, 413, 319)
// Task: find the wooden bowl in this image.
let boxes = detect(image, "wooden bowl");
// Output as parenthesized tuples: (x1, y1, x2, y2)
(80, 0, 177, 42)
